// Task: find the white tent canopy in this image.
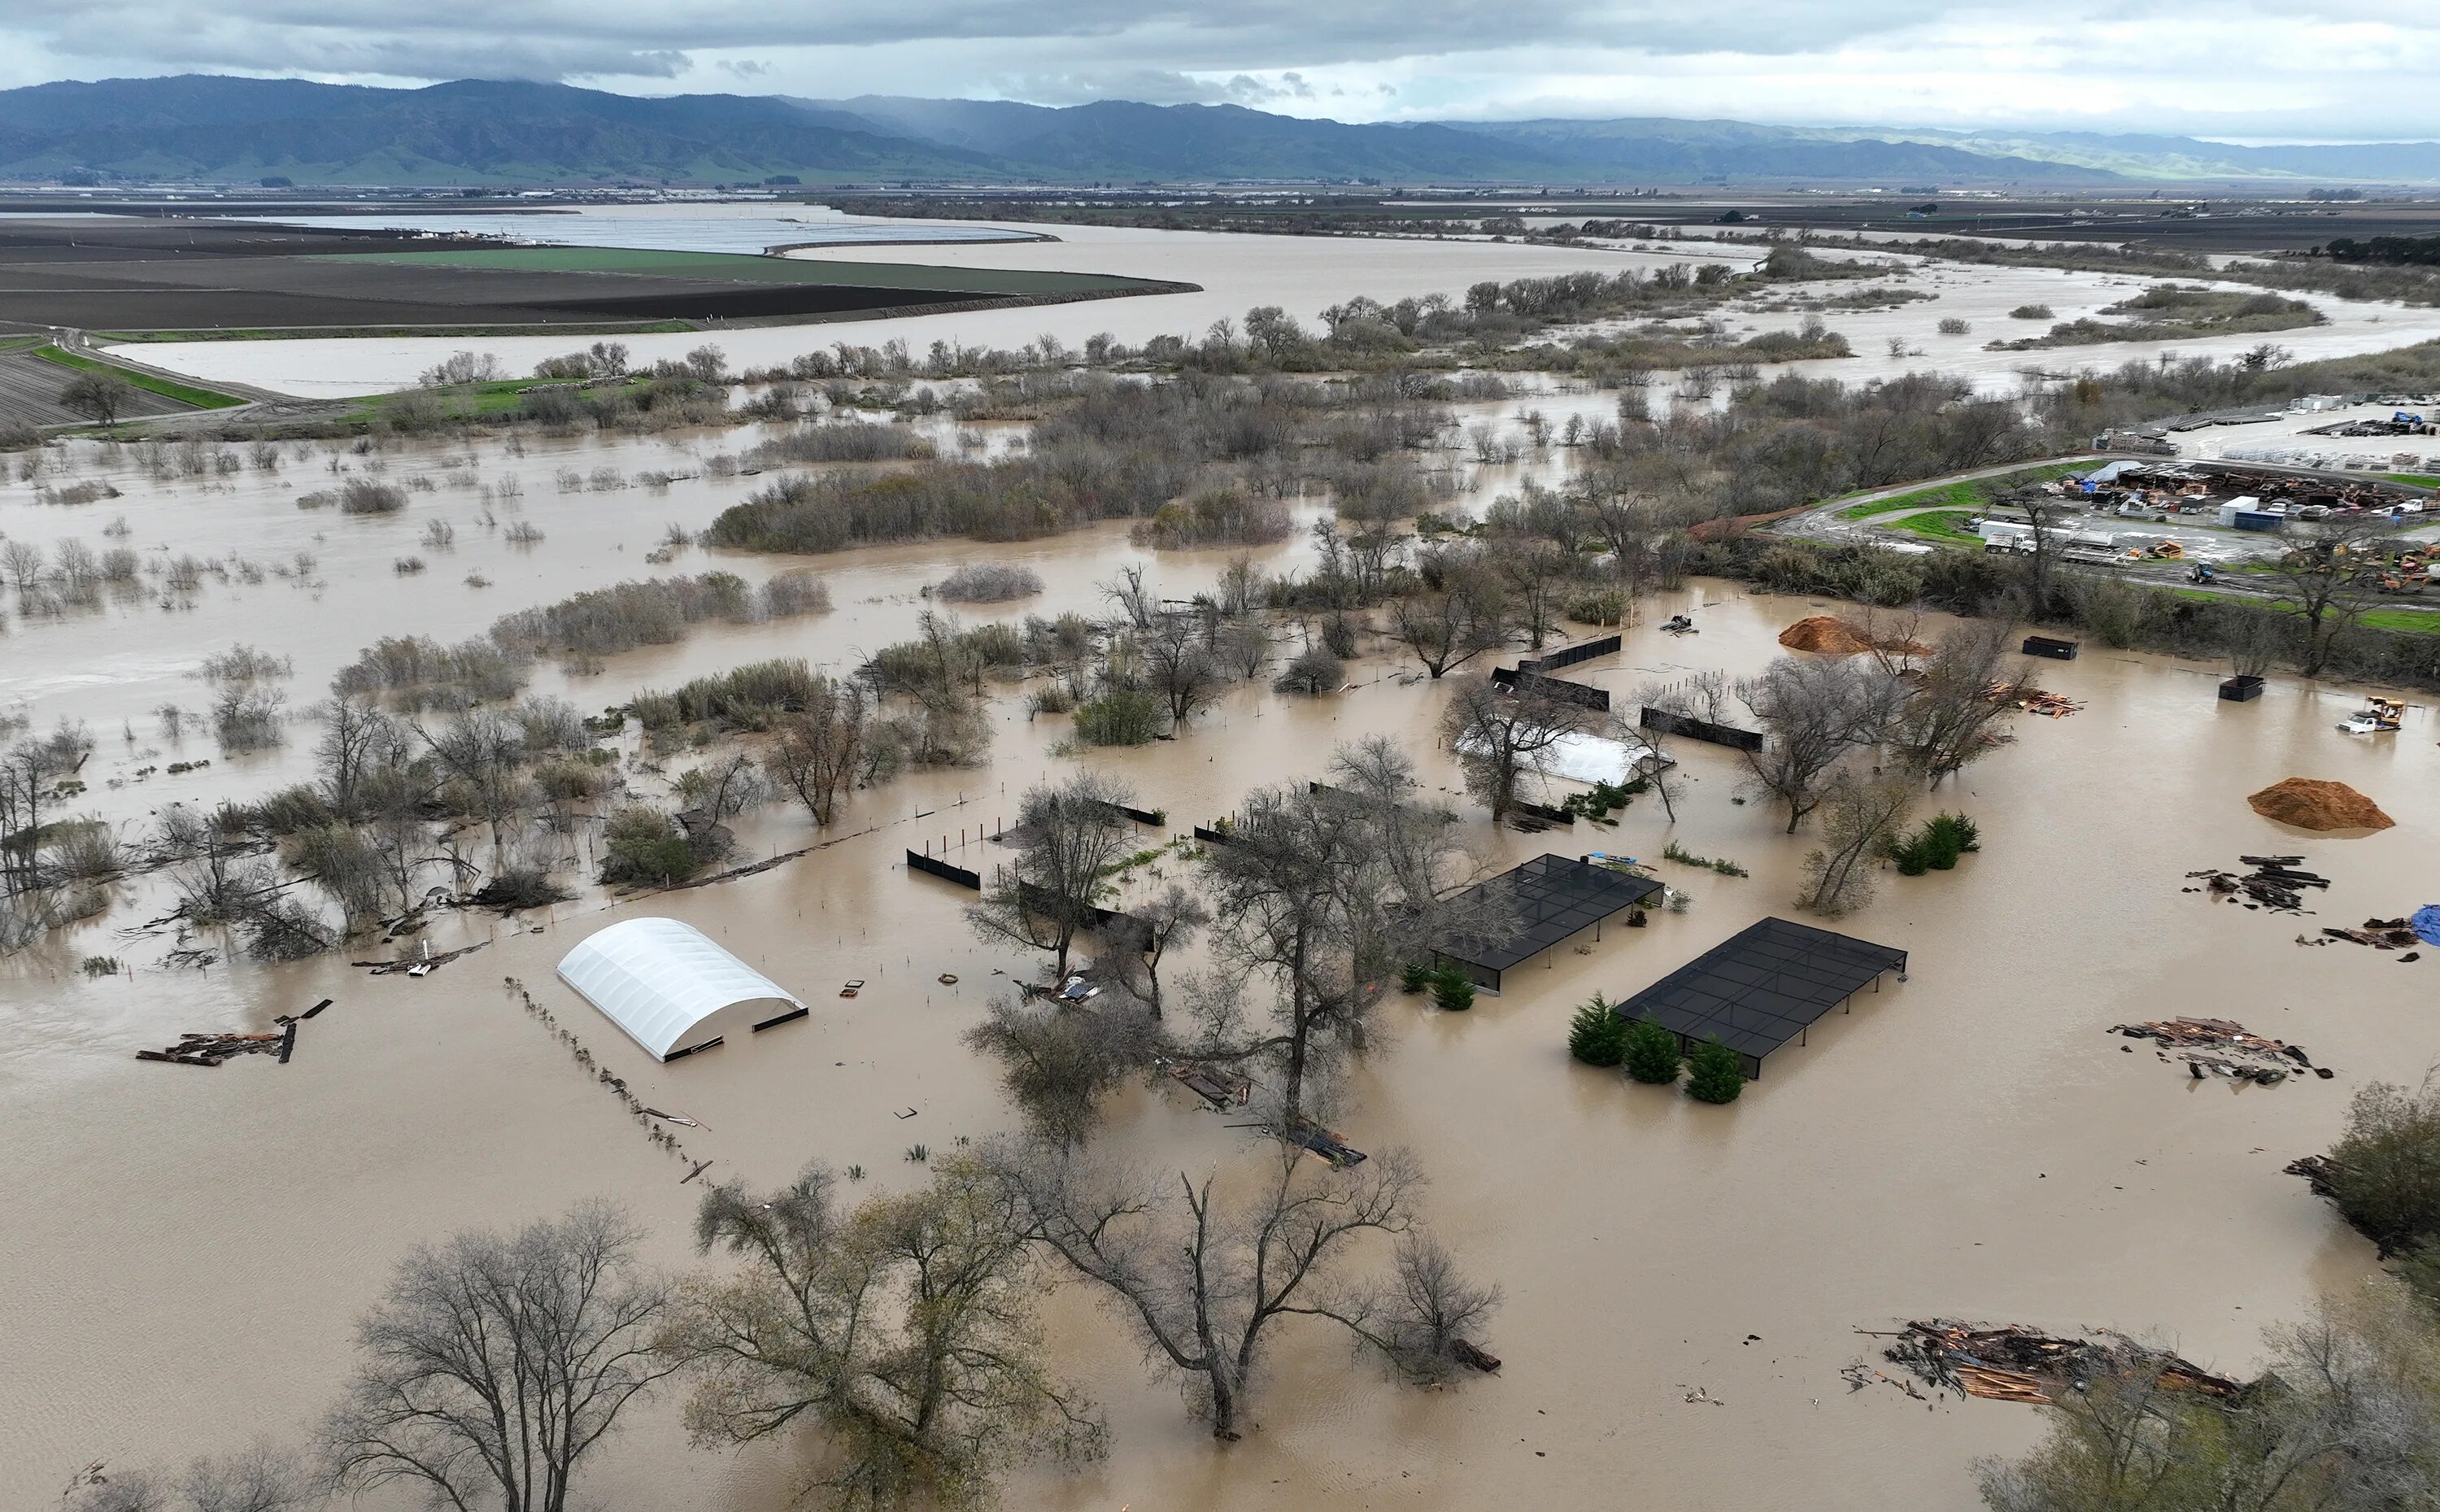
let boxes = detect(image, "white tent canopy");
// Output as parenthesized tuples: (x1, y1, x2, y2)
(556, 917, 803, 1062)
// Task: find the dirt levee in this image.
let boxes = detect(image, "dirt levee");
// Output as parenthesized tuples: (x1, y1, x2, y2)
(2246, 777, 2394, 832)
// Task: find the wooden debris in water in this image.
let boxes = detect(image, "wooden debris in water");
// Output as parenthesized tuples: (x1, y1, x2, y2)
(1880, 1321, 2242, 1405)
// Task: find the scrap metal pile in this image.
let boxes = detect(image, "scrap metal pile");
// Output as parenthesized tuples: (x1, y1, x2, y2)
(2111, 1017, 2330, 1085)
(1876, 1321, 2243, 1405)
(2185, 855, 2329, 913)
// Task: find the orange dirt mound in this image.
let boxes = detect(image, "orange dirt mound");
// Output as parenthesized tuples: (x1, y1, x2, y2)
(1776, 616, 1930, 656)
(2246, 778, 2394, 833)
(1779, 616, 1874, 655)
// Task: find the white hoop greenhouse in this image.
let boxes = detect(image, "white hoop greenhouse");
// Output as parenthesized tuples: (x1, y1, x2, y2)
(554, 917, 804, 1062)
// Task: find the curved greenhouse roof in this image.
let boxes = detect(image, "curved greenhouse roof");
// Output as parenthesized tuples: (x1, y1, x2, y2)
(555, 917, 803, 1062)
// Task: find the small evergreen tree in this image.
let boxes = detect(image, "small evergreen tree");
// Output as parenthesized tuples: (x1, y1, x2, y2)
(1431, 966, 1476, 1013)
(1685, 1036, 1745, 1104)
(1623, 1016, 1683, 1084)
(1568, 995, 1627, 1066)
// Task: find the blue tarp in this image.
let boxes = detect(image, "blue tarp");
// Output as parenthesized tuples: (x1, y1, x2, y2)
(2414, 904, 2440, 948)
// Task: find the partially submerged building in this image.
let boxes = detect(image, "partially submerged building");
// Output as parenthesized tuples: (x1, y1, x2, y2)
(556, 917, 804, 1062)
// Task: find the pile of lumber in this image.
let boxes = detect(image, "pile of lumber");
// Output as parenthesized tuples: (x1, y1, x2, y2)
(1884, 1321, 2242, 1405)
(1991, 682, 2084, 717)
(2113, 1017, 2325, 1084)
(2186, 855, 2329, 913)
(136, 1026, 290, 1067)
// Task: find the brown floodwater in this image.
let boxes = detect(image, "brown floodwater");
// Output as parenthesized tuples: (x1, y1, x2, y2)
(3, 425, 2434, 1510)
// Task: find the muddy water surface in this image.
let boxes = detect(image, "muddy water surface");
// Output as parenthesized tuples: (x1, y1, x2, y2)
(5, 478, 2433, 1510)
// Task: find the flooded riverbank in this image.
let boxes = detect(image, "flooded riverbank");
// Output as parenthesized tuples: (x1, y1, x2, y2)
(3, 464, 2429, 1510)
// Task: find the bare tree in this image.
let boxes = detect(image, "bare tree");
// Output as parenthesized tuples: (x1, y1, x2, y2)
(1215, 617, 1273, 680)
(1737, 656, 1900, 833)
(61, 1442, 315, 1512)
(767, 676, 866, 826)
(1109, 881, 1210, 1016)
(673, 751, 769, 823)
(60, 369, 137, 430)
(416, 709, 529, 865)
(1888, 620, 2024, 787)
(1487, 538, 1569, 651)
(668, 1161, 1102, 1510)
(1440, 676, 1596, 821)
(325, 1202, 676, 1512)
(968, 771, 1136, 978)
(312, 698, 399, 820)
(1100, 564, 1156, 630)
(1000, 1140, 1493, 1441)
(2265, 513, 2398, 678)
(1138, 614, 1221, 726)
(1388, 560, 1508, 678)
(1192, 745, 1471, 1122)
(1, 538, 42, 594)
(1797, 774, 1915, 916)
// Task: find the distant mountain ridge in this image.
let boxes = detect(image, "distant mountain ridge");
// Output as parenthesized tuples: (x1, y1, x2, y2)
(0, 76, 2435, 187)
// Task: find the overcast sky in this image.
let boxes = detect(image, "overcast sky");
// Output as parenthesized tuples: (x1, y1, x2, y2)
(3, 0, 2436, 142)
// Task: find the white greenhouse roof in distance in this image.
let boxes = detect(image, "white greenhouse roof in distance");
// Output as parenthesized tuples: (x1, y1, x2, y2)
(555, 917, 803, 1061)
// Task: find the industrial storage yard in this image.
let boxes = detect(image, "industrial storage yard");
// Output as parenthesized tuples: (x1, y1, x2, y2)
(6, 183, 2440, 1512)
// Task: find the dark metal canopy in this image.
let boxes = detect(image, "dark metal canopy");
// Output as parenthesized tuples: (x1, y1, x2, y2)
(1614, 917, 1907, 1078)
(1432, 853, 1662, 991)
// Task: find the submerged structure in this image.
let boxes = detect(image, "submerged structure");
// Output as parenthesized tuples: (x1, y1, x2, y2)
(556, 917, 804, 1061)
(1614, 917, 1907, 1078)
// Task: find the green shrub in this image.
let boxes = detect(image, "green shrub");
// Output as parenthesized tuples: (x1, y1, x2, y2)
(1623, 1017, 1684, 1084)
(1401, 961, 1436, 994)
(1890, 812, 1981, 874)
(601, 804, 698, 886)
(1685, 1036, 1745, 1103)
(1430, 966, 1477, 1013)
(1073, 688, 1163, 746)
(1569, 995, 1628, 1065)
(2320, 1076, 2440, 1253)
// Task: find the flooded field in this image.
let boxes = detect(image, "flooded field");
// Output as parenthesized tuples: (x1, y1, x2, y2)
(2, 404, 2431, 1510)
(114, 218, 2440, 402)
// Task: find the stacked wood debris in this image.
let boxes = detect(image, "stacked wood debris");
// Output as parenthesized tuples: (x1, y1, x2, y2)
(2111, 1017, 2328, 1084)
(2185, 855, 2329, 913)
(1882, 1321, 2242, 1405)
(1990, 682, 2084, 717)
(135, 1026, 292, 1067)
(2320, 917, 2421, 950)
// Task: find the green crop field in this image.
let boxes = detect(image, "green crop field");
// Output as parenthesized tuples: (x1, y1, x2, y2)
(33, 345, 243, 409)
(327, 246, 1165, 297)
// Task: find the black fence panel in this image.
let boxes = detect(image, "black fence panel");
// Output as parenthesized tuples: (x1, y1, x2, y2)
(1639, 706, 1764, 752)
(906, 850, 983, 889)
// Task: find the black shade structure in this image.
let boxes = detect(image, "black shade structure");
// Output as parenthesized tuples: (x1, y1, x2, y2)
(1432, 854, 1662, 991)
(1615, 917, 1907, 1078)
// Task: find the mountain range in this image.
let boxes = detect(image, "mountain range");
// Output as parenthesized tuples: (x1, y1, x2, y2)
(2, 76, 2437, 188)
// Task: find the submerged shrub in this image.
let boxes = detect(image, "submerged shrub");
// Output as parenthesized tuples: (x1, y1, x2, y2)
(337, 478, 407, 515)
(934, 563, 1044, 603)
(1073, 688, 1163, 746)
(1685, 1037, 1745, 1104)
(1569, 996, 1629, 1066)
(1431, 971, 1475, 1013)
(1273, 645, 1345, 695)
(1623, 1017, 1684, 1085)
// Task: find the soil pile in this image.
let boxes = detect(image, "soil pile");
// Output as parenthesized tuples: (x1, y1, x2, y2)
(1779, 616, 1875, 655)
(1779, 616, 1930, 656)
(2246, 778, 2394, 833)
